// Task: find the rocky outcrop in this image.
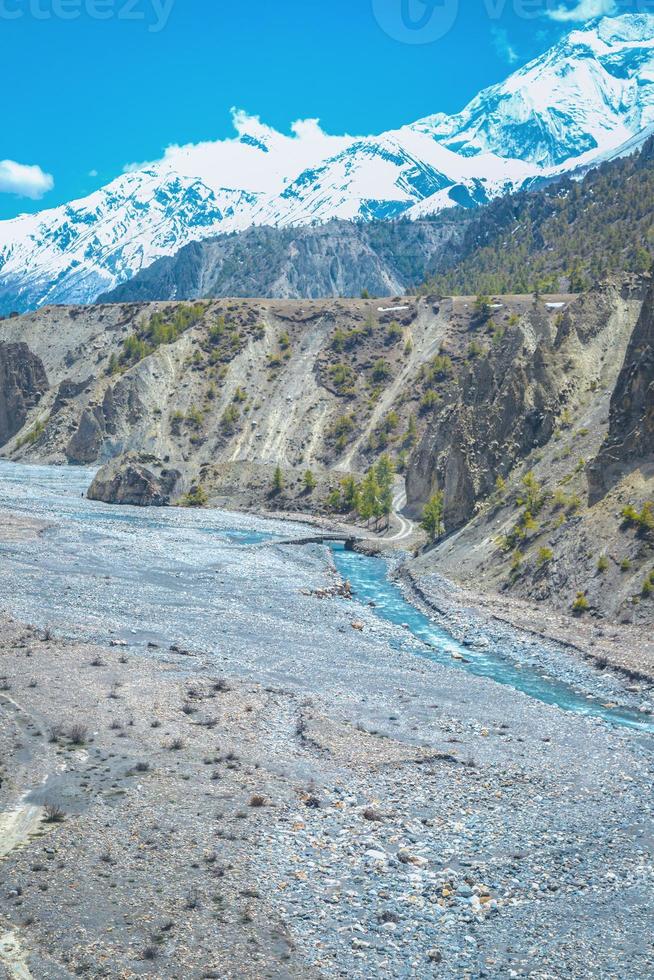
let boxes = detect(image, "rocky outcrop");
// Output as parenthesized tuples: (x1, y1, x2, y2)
(406, 327, 558, 531)
(0, 342, 48, 447)
(589, 280, 654, 500)
(87, 454, 183, 507)
(65, 373, 147, 464)
(52, 377, 93, 416)
(66, 406, 105, 464)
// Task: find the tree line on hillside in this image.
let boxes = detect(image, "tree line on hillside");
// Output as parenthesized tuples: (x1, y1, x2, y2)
(422, 136, 654, 297)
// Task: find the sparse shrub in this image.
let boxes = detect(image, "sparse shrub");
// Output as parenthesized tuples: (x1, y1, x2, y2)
(249, 795, 266, 808)
(329, 414, 355, 440)
(185, 890, 201, 910)
(510, 550, 523, 574)
(597, 555, 609, 574)
(572, 592, 590, 615)
(385, 320, 403, 345)
(15, 419, 46, 449)
(621, 558, 632, 572)
(167, 738, 185, 752)
(328, 363, 356, 396)
(48, 724, 64, 744)
(67, 724, 88, 746)
(419, 390, 440, 415)
(371, 359, 392, 383)
(538, 547, 554, 567)
(220, 404, 240, 435)
(43, 802, 65, 824)
(186, 405, 204, 428)
(181, 485, 208, 508)
(621, 502, 654, 534)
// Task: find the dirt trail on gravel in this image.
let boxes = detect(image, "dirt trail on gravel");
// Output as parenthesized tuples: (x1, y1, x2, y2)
(0, 693, 47, 980)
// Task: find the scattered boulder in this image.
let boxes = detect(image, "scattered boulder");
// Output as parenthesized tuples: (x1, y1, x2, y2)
(87, 453, 183, 507)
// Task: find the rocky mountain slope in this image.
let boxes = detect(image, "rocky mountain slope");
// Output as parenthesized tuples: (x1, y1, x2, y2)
(410, 278, 654, 627)
(104, 129, 654, 309)
(1, 14, 653, 313)
(0, 292, 584, 498)
(98, 218, 464, 304)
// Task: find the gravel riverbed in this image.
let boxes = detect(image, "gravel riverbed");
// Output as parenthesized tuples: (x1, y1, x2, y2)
(0, 464, 652, 978)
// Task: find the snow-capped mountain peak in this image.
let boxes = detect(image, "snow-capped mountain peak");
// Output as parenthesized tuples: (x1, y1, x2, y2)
(411, 13, 654, 167)
(2, 13, 654, 313)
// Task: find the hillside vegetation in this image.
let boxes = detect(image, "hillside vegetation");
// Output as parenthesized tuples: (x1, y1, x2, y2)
(423, 137, 654, 297)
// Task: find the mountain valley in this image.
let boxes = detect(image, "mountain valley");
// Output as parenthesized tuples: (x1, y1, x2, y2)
(2, 274, 653, 641)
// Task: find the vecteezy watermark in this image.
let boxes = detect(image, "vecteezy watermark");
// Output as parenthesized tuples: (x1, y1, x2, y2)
(372, 0, 654, 44)
(372, 0, 459, 45)
(0, 0, 174, 32)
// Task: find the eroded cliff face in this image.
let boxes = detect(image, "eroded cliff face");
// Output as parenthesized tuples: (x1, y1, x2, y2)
(66, 373, 148, 464)
(0, 342, 48, 447)
(409, 278, 654, 626)
(406, 328, 558, 530)
(406, 279, 646, 531)
(589, 280, 654, 501)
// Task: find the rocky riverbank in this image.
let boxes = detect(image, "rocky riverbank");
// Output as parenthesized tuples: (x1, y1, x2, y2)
(397, 565, 654, 709)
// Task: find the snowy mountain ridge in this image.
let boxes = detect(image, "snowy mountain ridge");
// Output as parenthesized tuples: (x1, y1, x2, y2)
(1, 13, 653, 313)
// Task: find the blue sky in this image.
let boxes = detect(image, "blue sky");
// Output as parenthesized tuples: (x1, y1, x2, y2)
(0, 0, 616, 220)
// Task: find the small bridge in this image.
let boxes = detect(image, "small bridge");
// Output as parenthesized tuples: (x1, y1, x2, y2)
(276, 533, 364, 550)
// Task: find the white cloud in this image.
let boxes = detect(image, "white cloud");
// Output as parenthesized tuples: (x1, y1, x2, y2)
(545, 0, 617, 22)
(492, 27, 519, 65)
(122, 109, 356, 196)
(88, 169, 98, 178)
(0, 159, 54, 199)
